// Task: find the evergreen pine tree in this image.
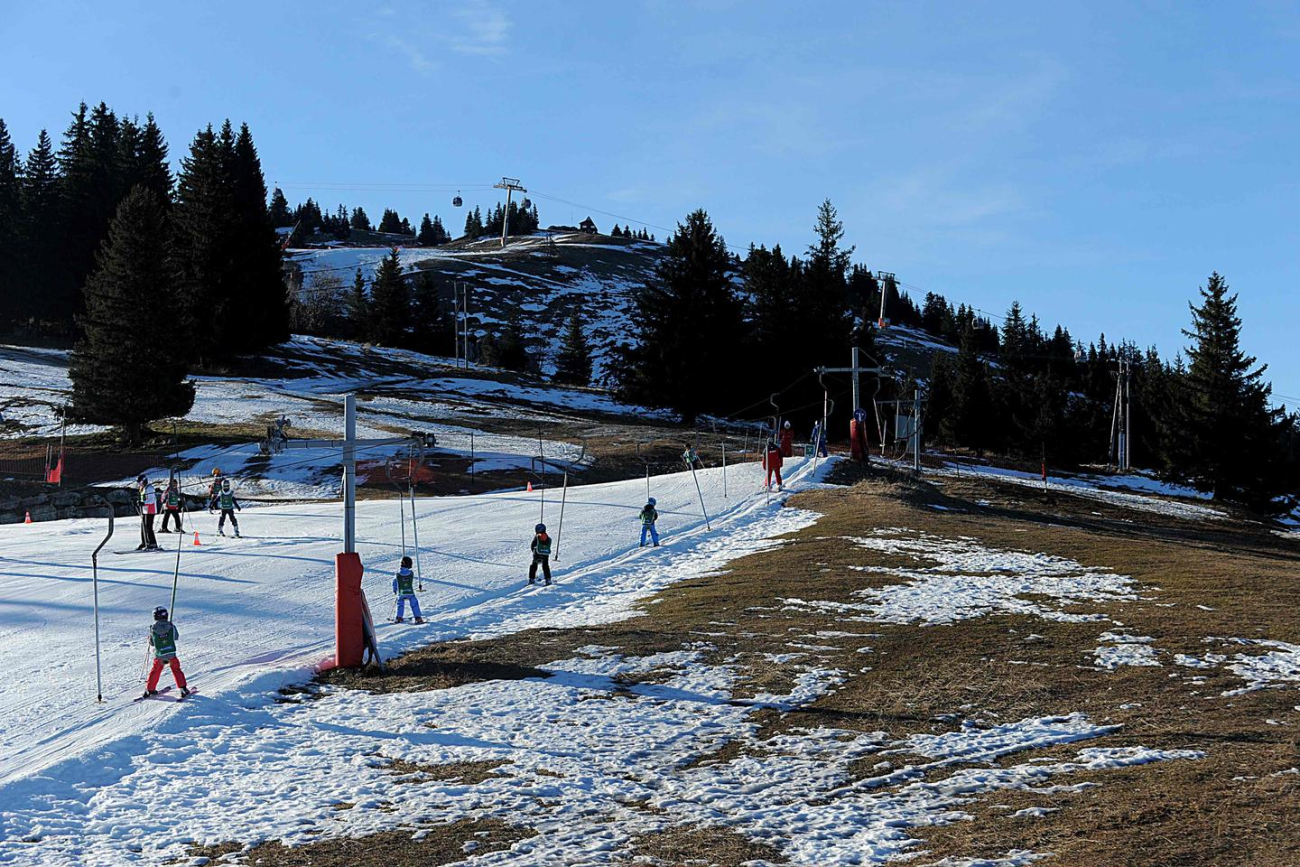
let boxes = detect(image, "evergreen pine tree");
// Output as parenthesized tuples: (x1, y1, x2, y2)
(173, 124, 236, 364)
(347, 268, 369, 341)
(409, 272, 454, 354)
(432, 214, 448, 244)
(554, 312, 593, 386)
(1175, 272, 1289, 506)
(616, 209, 741, 424)
(417, 213, 436, 245)
(480, 310, 530, 371)
(230, 122, 289, 349)
(0, 120, 21, 332)
(18, 130, 60, 330)
(350, 206, 371, 231)
(68, 187, 194, 444)
(367, 248, 409, 346)
(943, 323, 994, 455)
(268, 187, 292, 226)
(57, 102, 122, 333)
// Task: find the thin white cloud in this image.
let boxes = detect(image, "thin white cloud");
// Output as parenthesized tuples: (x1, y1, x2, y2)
(449, 0, 511, 56)
(385, 34, 438, 75)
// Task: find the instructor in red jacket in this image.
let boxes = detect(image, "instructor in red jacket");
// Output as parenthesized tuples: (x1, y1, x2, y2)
(779, 421, 794, 458)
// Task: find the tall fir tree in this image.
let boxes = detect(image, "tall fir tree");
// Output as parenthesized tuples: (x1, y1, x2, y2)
(268, 187, 292, 226)
(350, 206, 371, 231)
(942, 323, 994, 455)
(0, 120, 21, 331)
(1175, 273, 1289, 506)
(57, 102, 122, 333)
(68, 187, 194, 444)
(367, 247, 409, 346)
(18, 129, 60, 330)
(172, 124, 235, 364)
(617, 209, 742, 424)
(347, 268, 369, 341)
(554, 312, 593, 386)
(230, 122, 289, 349)
(409, 272, 454, 354)
(417, 213, 436, 245)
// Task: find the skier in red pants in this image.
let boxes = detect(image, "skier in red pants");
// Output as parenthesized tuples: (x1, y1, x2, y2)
(762, 438, 785, 491)
(142, 606, 191, 699)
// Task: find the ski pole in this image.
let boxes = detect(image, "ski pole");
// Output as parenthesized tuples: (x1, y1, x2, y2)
(92, 508, 114, 702)
(410, 481, 423, 591)
(555, 469, 569, 561)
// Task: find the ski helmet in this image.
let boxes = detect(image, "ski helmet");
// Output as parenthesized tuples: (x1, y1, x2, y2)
(137, 474, 147, 485)
(400, 555, 412, 568)
(783, 420, 791, 429)
(212, 468, 222, 476)
(222, 478, 231, 490)
(647, 497, 656, 506)
(535, 523, 546, 534)
(153, 606, 168, 621)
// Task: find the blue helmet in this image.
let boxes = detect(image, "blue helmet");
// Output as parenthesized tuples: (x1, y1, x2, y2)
(647, 498, 656, 506)
(535, 523, 546, 533)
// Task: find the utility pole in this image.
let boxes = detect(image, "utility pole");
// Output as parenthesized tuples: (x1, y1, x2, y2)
(1108, 360, 1132, 471)
(913, 384, 923, 471)
(817, 347, 882, 414)
(876, 271, 895, 328)
(274, 395, 432, 552)
(493, 177, 526, 248)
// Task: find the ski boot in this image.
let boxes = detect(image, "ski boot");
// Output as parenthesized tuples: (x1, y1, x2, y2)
(135, 543, 147, 551)
(179, 687, 192, 699)
(218, 529, 226, 537)
(234, 530, 241, 538)
(141, 689, 158, 699)
(394, 616, 404, 623)
(414, 617, 425, 624)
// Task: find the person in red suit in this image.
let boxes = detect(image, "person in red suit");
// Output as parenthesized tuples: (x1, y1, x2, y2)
(763, 438, 785, 491)
(779, 421, 794, 457)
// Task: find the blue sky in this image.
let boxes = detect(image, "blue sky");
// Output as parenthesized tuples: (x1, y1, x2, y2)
(2, 1, 1297, 403)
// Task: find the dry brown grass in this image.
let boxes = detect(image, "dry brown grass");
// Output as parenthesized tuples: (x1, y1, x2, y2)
(242, 465, 1300, 865)
(224, 818, 532, 866)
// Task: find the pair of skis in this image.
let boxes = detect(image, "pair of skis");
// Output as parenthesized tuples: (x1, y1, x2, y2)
(131, 685, 198, 703)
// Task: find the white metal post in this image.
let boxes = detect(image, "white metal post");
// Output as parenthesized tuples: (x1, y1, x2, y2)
(344, 394, 356, 553)
(851, 346, 860, 412)
(913, 386, 922, 472)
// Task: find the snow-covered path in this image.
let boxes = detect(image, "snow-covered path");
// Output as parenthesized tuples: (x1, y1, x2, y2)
(0, 457, 819, 790)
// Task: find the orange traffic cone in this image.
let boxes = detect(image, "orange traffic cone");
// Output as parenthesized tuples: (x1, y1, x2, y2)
(193, 531, 201, 546)
(24, 511, 32, 524)
(526, 481, 533, 492)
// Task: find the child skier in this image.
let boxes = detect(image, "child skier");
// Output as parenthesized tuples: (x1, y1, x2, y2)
(763, 439, 785, 491)
(682, 445, 702, 469)
(142, 606, 191, 699)
(136, 475, 159, 551)
(213, 477, 241, 537)
(392, 555, 424, 623)
(159, 476, 183, 533)
(810, 421, 829, 458)
(639, 497, 660, 547)
(529, 523, 552, 585)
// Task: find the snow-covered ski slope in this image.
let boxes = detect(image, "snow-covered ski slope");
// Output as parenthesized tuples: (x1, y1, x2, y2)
(0, 456, 823, 791)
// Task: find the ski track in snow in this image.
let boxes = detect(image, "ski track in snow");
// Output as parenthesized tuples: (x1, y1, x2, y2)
(0, 456, 1211, 865)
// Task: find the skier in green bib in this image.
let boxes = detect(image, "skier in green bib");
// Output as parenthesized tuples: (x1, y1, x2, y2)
(392, 555, 424, 623)
(529, 523, 552, 585)
(159, 476, 183, 533)
(212, 477, 241, 537)
(142, 606, 191, 699)
(639, 497, 660, 547)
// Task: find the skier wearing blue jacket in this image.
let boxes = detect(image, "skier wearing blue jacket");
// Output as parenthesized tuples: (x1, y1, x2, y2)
(639, 498, 660, 547)
(392, 555, 424, 623)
